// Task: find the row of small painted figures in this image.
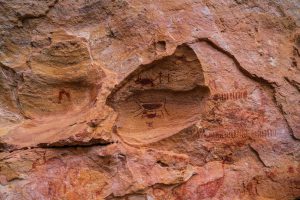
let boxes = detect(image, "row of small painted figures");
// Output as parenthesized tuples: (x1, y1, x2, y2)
(194, 128, 279, 139)
(132, 91, 248, 121)
(211, 91, 248, 101)
(56, 89, 248, 106)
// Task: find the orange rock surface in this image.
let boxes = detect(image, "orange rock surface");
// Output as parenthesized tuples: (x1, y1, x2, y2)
(0, 0, 299, 199)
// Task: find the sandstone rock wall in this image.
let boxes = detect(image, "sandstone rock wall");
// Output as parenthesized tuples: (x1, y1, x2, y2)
(0, 0, 299, 199)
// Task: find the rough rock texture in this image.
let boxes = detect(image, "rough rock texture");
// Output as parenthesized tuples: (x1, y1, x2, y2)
(0, 0, 299, 199)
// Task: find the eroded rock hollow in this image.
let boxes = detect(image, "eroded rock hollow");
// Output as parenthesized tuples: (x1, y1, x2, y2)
(0, 0, 299, 199)
(107, 44, 210, 145)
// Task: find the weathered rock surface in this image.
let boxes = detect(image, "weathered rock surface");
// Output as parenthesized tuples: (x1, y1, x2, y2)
(0, 0, 299, 199)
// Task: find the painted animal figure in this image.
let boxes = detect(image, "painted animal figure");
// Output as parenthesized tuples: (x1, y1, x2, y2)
(132, 98, 169, 119)
(134, 72, 171, 87)
(134, 75, 155, 87)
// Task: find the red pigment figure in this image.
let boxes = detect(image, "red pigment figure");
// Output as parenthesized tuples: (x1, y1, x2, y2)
(238, 92, 242, 99)
(146, 121, 154, 128)
(243, 91, 247, 98)
(212, 90, 248, 101)
(132, 98, 169, 119)
(212, 94, 219, 100)
(293, 46, 300, 57)
(135, 75, 155, 87)
(134, 72, 171, 87)
(58, 89, 71, 104)
(224, 93, 228, 100)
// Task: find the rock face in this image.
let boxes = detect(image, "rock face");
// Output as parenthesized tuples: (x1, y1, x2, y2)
(0, 0, 299, 199)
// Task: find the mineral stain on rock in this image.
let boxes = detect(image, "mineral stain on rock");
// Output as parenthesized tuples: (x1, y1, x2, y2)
(0, 0, 299, 199)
